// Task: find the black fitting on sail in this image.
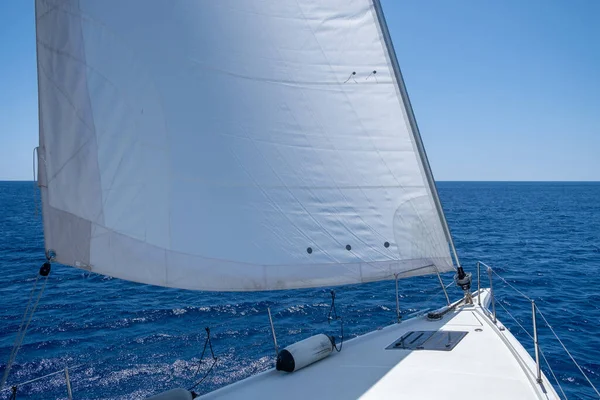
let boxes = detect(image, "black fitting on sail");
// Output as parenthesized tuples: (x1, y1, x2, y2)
(39, 262, 51, 277)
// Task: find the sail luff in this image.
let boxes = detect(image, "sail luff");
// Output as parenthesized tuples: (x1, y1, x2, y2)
(371, 0, 461, 269)
(34, 0, 50, 262)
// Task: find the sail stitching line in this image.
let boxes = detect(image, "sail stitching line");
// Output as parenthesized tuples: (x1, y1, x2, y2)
(238, 101, 393, 264)
(225, 136, 343, 269)
(261, 2, 394, 260)
(37, 37, 137, 225)
(295, 0, 450, 269)
(215, 27, 390, 267)
(289, 0, 409, 259)
(36, 60, 96, 186)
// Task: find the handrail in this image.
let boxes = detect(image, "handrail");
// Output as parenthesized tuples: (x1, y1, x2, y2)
(477, 261, 600, 399)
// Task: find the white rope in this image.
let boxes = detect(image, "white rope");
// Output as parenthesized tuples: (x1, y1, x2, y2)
(1, 275, 48, 389)
(536, 307, 600, 398)
(539, 345, 568, 400)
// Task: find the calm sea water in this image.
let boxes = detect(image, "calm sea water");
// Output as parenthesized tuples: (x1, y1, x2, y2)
(1, 181, 599, 399)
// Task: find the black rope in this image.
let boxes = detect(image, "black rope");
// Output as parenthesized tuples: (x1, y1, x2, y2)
(327, 290, 344, 352)
(188, 327, 218, 391)
(327, 290, 338, 322)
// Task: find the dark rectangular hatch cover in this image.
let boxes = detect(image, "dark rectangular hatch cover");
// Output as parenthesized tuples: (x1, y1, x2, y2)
(385, 330, 468, 351)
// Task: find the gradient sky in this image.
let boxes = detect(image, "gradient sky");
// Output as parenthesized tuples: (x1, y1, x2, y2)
(0, 1, 598, 181)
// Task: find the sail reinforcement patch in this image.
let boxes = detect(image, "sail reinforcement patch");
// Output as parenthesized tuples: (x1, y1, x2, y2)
(386, 331, 468, 351)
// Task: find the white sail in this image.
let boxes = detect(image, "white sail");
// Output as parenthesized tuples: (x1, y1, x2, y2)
(35, 0, 455, 291)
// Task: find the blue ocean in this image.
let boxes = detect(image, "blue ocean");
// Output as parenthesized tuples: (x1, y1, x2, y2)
(1, 181, 599, 399)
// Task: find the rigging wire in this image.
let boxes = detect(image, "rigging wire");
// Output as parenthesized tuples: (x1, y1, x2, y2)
(495, 299, 533, 340)
(422, 280, 455, 306)
(487, 263, 600, 398)
(327, 290, 343, 352)
(494, 297, 569, 398)
(535, 307, 600, 398)
(539, 345, 569, 400)
(0, 365, 83, 397)
(9, 386, 17, 400)
(188, 327, 218, 391)
(491, 268, 532, 302)
(1, 264, 50, 389)
(496, 296, 571, 399)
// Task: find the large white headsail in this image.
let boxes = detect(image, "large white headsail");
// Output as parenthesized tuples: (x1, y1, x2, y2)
(36, 0, 456, 291)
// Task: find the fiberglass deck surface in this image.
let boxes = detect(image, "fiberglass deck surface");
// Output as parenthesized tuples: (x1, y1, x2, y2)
(200, 290, 559, 400)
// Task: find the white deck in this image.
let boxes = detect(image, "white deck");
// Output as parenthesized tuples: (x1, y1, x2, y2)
(199, 289, 560, 399)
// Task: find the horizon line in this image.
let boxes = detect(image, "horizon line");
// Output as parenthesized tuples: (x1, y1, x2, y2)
(1, 179, 599, 183)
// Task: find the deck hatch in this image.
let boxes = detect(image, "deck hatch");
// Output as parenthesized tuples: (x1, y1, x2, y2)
(385, 330, 468, 351)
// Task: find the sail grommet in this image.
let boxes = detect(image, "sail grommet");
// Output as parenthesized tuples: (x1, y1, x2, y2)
(345, 245, 351, 251)
(306, 247, 313, 254)
(384, 241, 390, 248)
(366, 70, 378, 81)
(344, 71, 358, 83)
(39, 262, 51, 277)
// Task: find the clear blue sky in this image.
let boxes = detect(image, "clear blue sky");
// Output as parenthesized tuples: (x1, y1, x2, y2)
(0, 0, 598, 181)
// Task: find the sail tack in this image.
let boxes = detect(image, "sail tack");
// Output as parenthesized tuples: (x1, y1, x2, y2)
(36, 0, 454, 291)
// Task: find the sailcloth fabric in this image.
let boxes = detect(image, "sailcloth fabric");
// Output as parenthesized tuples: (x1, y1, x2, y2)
(36, 0, 454, 291)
